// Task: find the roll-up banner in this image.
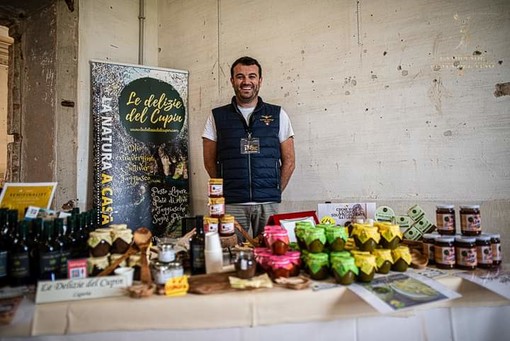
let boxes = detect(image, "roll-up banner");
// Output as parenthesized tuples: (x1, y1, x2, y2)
(91, 60, 190, 238)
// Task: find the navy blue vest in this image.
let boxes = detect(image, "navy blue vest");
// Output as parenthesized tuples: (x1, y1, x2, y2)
(212, 97, 281, 204)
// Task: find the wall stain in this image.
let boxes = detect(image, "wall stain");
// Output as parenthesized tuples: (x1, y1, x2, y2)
(427, 77, 450, 113)
(494, 82, 510, 97)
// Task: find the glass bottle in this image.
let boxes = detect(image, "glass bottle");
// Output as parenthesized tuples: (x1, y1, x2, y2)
(8, 220, 32, 286)
(65, 215, 79, 259)
(38, 219, 60, 281)
(190, 215, 206, 275)
(29, 218, 43, 284)
(54, 218, 70, 279)
(0, 209, 9, 287)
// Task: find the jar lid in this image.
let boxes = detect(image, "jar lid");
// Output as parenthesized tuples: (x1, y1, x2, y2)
(436, 204, 454, 209)
(460, 205, 480, 209)
(488, 233, 501, 239)
(476, 235, 491, 241)
(455, 236, 476, 243)
(436, 236, 455, 242)
(422, 233, 438, 239)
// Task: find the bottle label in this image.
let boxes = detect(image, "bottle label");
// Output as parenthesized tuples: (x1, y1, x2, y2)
(456, 246, 477, 267)
(436, 213, 455, 231)
(477, 245, 493, 265)
(60, 250, 71, 277)
(39, 251, 60, 274)
(460, 213, 481, 232)
(435, 246, 455, 266)
(9, 253, 30, 279)
(191, 245, 205, 268)
(0, 251, 7, 277)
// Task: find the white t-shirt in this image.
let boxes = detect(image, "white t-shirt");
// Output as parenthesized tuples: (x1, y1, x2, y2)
(202, 105, 294, 142)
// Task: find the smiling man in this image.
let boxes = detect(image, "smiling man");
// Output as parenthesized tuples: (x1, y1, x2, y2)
(202, 56, 295, 240)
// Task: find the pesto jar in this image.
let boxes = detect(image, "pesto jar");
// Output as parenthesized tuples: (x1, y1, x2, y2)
(391, 246, 412, 272)
(294, 221, 315, 250)
(305, 228, 326, 253)
(323, 225, 349, 252)
(376, 223, 402, 250)
(330, 255, 358, 285)
(372, 248, 393, 274)
(351, 224, 380, 252)
(353, 253, 377, 283)
(305, 252, 329, 280)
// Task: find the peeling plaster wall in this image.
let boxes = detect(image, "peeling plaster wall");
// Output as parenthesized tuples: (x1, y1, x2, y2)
(155, 0, 510, 249)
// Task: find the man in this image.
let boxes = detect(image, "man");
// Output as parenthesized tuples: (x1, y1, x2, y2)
(202, 56, 295, 239)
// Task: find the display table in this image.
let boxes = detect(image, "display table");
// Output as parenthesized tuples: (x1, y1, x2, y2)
(1, 271, 509, 341)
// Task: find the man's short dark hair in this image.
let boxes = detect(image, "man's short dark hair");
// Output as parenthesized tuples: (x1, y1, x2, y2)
(230, 56, 262, 78)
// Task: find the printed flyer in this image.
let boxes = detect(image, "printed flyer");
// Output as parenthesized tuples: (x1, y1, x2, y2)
(90, 61, 190, 237)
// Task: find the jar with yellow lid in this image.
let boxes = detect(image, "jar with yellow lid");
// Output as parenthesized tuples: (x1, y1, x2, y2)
(372, 248, 393, 274)
(219, 214, 235, 236)
(109, 253, 128, 268)
(376, 223, 402, 250)
(88, 230, 113, 257)
(330, 253, 358, 285)
(351, 224, 380, 252)
(203, 216, 219, 233)
(208, 197, 225, 217)
(128, 253, 142, 281)
(208, 178, 223, 197)
(323, 225, 349, 252)
(304, 228, 326, 253)
(305, 252, 329, 280)
(391, 246, 412, 272)
(353, 253, 377, 282)
(87, 255, 110, 276)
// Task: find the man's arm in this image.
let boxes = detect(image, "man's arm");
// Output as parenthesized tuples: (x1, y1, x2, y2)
(203, 137, 218, 178)
(280, 137, 295, 192)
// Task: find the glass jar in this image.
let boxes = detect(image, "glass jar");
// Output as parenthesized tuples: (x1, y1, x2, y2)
(235, 250, 256, 279)
(454, 236, 477, 270)
(330, 255, 358, 285)
(372, 248, 393, 274)
(208, 178, 223, 197)
(204, 216, 219, 233)
(488, 233, 502, 266)
(391, 246, 411, 272)
(151, 261, 183, 285)
(377, 223, 402, 250)
(422, 233, 438, 265)
(88, 230, 112, 257)
(460, 205, 481, 236)
(158, 242, 176, 263)
(110, 227, 133, 254)
(305, 253, 329, 280)
(436, 205, 456, 235)
(219, 214, 235, 236)
(285, 251, 301, 277)
(208, 197, 225, 217)
(128, 254, 142, 281)
(269, 256, 293, 279)
(323, 225, 349, 252)
(87, 255, 109, 276)
(294, 221, 314, 250)
(254, 248, 272, 273)
(476, 235, 493, 269)
(353, 253, 377, 283)
(109, 253, 127, 268)
(351, 224, 380, 252)
(434, 236, 456, 269)
(304, 228, 326, 253)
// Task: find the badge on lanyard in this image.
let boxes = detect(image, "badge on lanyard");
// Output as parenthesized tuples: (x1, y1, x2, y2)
(240, 133, 260, 154)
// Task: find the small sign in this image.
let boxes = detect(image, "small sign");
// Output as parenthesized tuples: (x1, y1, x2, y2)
(317, 202, 377, 226)
(0, 182, 57, 220)
(35, 276, 128, 304)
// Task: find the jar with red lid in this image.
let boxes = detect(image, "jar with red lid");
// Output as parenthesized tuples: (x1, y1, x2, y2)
(263, 225, 284, 248)
(268, 256, 293, 279)
(436, 205, 456, 235)
(254, 248, 272, 273)
(488, 233, 502, 266)
(454, 236, 477, 270)
(476, 235, 493, 269)
(434, 236, 456, 269)
(460, 205, 481, 236)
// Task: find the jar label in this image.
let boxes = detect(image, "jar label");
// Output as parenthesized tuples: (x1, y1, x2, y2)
(435, 246, 455, 266)
(436, 213, 455, 230)
(204, 222, 218, 233)
(209, 203, 225, 216)
(477, 245, 493, 264)
(220, 222, 234, 234)
(492, 243, 502, 262)
(208, 184, 223, 197)
(455, 247, 477, 267)
(460, 213, 481, 232)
